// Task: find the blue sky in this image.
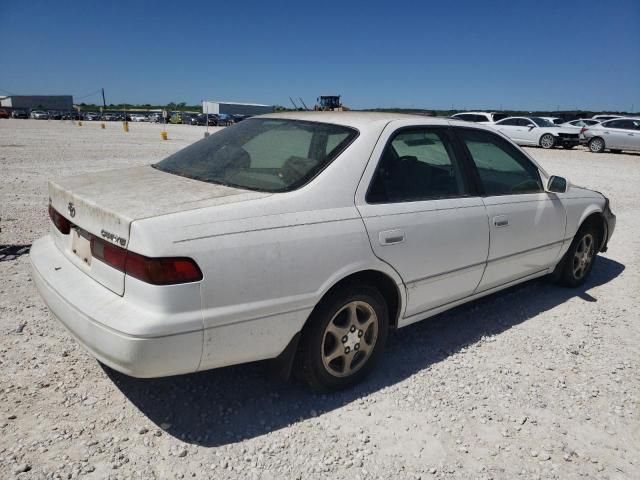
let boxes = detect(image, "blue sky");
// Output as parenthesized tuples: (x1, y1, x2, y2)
(1, 0, 638, 111)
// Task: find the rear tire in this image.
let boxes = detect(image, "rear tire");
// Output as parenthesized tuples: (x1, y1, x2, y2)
(297, 284, 388, 392)
(553, 224, 599, 287)
(540, 133, 556, 149)
(588, 137, 605, 153)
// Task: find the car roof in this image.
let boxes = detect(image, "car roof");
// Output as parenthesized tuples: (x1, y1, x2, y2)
(453, 111, 495, 115)
(259, 111, 434, 129)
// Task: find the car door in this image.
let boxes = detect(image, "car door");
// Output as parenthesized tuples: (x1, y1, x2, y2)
(607, 119, 639, 150)
(493, 118, 523, 142)
(518, 118, 541, 145)
(454, 127, 566, 291)
(355, 124, 490, 319)
(598, 120, 628, 149)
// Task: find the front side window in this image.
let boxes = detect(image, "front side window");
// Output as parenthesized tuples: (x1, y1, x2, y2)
(454, 114, 474, 121)
(457, 128, 543, 196)
(154, 119, 357, 192)
(605, 119, 635, 130)
(367, 128, 467, 203)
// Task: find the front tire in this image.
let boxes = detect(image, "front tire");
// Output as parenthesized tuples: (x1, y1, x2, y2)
(589, 137, 606, 153)
(298, 284, 389, 392)
(540, 133, 556, 149)
(553, 225, 599, 287)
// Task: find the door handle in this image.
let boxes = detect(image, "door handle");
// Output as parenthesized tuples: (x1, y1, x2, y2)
(493, 215, 509, 227)
(379, 229, 405, 245)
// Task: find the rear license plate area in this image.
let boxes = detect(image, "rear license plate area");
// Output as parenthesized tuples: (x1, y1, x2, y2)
(71, 228, 92, 266)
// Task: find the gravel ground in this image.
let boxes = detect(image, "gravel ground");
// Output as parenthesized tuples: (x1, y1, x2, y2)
(1, 119, 638, 479)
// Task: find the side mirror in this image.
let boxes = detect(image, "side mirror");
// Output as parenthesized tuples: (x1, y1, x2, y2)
(527, 124, 536, 129)
(547, 175, 568, 193)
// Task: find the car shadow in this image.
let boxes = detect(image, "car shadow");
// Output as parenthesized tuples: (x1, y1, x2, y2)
(0, 244, 31, 262)
(104, 256, 624, 447)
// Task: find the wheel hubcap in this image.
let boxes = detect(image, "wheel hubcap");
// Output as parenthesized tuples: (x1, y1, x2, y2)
(541, 135, 554, 148)
(572, 233, 595, 279)
(321, 301, 378, 377)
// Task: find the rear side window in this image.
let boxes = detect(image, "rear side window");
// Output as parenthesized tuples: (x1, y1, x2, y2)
(457, 128, 542, 196)
(154, 119, 357, 192)
(367, 128, 467, 203)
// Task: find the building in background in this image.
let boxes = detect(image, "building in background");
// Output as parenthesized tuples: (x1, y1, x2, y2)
(202, 100, 274, 116)
(0, 95, 73, 111)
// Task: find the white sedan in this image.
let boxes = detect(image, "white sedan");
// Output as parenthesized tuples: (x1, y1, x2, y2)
(30, 112, 615, 391)
(492, 116, 580, 149)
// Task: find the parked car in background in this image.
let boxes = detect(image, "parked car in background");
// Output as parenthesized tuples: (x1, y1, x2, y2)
(217, 113, 232, 125)
(0, 109, 10, 119)
(130, 114, 149, 122)
(149, 113, 166, 123)
(168, 112, 184, 124)
(30, 110, 49, 120)
(47, 111, 63, 120)
(582, 117, 640, 153)
(592, 114, 623, 122)
(102, 113, 117, 121)
(181, 114, 199, 125)
(232, 114, 249, 123)
(560, 119, 602, 143)
(451, 111, 508, 124)
(195, 113, 219, 126)
(492, 116, 580, 149)
(31, 112, 615, 391)
(84, 112, 100, 121)
(11, 109, 29, 119)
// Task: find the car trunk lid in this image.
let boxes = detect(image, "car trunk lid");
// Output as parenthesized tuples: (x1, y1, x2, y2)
(48, 165, 269, 295)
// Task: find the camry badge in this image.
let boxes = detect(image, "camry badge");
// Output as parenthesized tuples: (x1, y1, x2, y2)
(68, 202, 76, 218)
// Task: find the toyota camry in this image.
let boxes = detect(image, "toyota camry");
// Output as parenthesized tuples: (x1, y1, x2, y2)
(30, 112, 615, 391)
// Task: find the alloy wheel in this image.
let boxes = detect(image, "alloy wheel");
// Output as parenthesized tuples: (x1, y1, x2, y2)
(321, 301, 379, 377)
(590, 138, 604, 153)
(540, 134, 555, 149)
(572, 233, 595, 280)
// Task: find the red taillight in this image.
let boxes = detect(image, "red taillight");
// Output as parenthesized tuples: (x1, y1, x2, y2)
(90, 236, 202, 285)
(91, 235, 127, 271)
(48, 205, 71, 234)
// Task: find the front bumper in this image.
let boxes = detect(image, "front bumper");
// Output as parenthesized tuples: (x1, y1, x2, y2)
(557, 136, 580, 147)
(29, 236, 203, 378)
(601, 199, 616, 252)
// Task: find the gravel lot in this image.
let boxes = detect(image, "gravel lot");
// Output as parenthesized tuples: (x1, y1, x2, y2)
(1, 119, 638, 479)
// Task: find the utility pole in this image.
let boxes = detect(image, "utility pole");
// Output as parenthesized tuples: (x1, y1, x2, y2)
(101, 88, 107, 111)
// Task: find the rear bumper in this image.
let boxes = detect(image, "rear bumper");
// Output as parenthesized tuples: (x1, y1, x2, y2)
(30, 236, 203, 378)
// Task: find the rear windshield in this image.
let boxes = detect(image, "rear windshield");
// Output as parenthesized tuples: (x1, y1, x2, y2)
(492, 113, 507, 122)
(153, 118, 358, 192)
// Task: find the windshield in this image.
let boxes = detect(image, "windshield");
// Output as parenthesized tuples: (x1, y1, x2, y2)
(531, 117, 555, 127)
(153, 118, 358, 192)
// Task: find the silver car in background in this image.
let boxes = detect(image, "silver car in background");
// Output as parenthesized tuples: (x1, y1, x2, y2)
(583, 117, 640, 153)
